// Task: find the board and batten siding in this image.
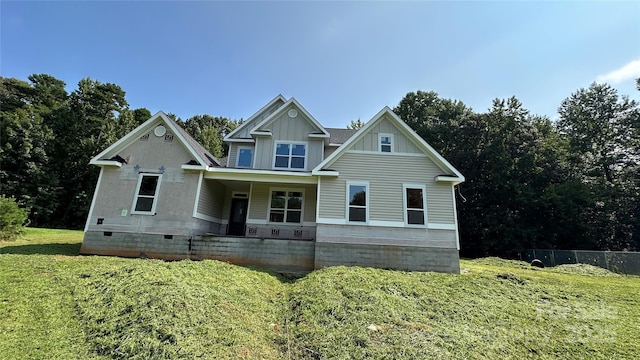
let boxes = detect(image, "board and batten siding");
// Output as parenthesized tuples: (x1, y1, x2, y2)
(318, 152, 455, 224)
(350, 115, 421, 154)
(248, 182, 317, 223)
(197, 179, 225, 219)
(231, 99, 285, 139)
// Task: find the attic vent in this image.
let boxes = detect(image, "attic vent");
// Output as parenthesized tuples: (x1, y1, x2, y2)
(288, 109, 298, 118)
(164, 134, 174, 142)
(140, 133, 150, 141)
(154, 125, 167, 137)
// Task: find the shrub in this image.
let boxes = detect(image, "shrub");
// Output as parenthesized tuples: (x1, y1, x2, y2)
(0, 195, 28, 241)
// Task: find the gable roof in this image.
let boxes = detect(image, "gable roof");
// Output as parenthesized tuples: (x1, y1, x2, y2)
(312, 107, 465, 184)
(89, 111, 222, 169)
(250, 97, 330, 138)
(223, 94, 287, 142)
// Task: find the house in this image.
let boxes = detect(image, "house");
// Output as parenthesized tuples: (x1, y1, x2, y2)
(81, 95, 465, 273)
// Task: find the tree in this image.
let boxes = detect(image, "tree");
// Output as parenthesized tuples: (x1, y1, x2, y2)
(347, 118, 364, 130)
(557, 82, 639, 250)
(0, 196, 28, 241)
(180, 115, 238, 157)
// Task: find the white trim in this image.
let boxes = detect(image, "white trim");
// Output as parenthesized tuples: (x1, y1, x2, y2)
(312, 107, 464, 184)
(309, 133, 330, 139)
(246, 218, 267, 225)
(346, 181, 369, 224)
(246, 183, 254, 223)
(192, 172, 204, 219)
(223, 94, 287, 141)
(267, 187, 305, 225)
(236, 145, 254, 168)
(204, 168, 317, 184)
(452, 185, 460, 250)
(316, 177, 322, 224)
(181, 164, 207, 171)
(435, 175, 464, 183)
(346, 150, 427, 158)
(250, 98, 330, 137)
(225, 138, 256, 143)
(272, 141, 308, 171)
(193, 212, 222, 223)
(311, 170, 339, 176)
(130, 173, 162, 215)
(84, 167, 104, 232)
(378, 133, 394, 153)
(403, 183, 427, 227)
(91, 160, 123, 167)
(428, 223, 457, 230)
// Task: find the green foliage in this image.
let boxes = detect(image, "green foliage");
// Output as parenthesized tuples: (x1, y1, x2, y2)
(1, 231, 639, 359)
(179, 114, 238, 158)
(347, 118, 365, 129)
(0, 196, 28, 241)
(394, 88, 639, 256)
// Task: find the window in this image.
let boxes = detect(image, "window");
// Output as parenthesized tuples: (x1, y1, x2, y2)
(236, 146, 253, 168)
(347, 182, 368, 223)
(132, 174, 161, 215)
(269, 190, 303, 223)
(379, 133, 393, 153)
(403, 184, 426, 225)
(274, 142, 307, 170)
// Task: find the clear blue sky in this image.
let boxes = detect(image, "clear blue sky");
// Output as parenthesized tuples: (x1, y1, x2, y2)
(2, 1, 639, 127)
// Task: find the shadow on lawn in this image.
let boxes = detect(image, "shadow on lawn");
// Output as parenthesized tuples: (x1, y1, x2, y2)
(0, 243, 81, 256)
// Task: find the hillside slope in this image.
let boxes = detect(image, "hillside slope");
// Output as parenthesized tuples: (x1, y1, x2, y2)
(1, 229, 638, 359)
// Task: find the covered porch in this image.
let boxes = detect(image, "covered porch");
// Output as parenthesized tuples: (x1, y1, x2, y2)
(193, 168, 319, 241)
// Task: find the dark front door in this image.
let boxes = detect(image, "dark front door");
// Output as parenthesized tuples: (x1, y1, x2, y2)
(228, 198, 248, 236)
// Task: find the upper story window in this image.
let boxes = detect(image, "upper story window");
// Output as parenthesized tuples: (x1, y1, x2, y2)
(274, 142, 307, 170)
(236, 146, 253, 168)
(131, 173, 161, 215)
(403, 184, 427, 225)
(347, 181, 368, 223)
(379, 134, 393, 153)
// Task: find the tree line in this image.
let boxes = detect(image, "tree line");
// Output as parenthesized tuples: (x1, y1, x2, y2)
(1, 74, 638, 257)
(0, 74, 237, 230)
(394, 82, 639, 257)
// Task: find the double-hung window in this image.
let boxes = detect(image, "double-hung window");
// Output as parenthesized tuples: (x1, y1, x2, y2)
(379, 134, 393, 153)
(236, 146, 253, 168)
(131, 173, 162, 215)
(403, 184, 426, 225)
(269, 190, 303, 223)
(347, 182, 368, 223)
(274, 142, 306, 170)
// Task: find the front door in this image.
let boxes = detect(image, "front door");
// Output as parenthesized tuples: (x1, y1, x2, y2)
(228, 198, 248, 236)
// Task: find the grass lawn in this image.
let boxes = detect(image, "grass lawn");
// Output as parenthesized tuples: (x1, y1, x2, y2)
(1, 228, 638, 359)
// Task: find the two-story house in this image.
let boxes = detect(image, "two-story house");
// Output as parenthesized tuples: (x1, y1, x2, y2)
(81, 95, 464, 273)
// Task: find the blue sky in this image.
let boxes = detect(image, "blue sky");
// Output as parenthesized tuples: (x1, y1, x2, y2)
(2, 1, 639, 127)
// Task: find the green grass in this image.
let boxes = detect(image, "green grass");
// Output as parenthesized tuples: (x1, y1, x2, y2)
(1, 229, 639, 359)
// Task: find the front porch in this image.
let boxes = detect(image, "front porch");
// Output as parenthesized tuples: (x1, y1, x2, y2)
(193, 172, 318, 241)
